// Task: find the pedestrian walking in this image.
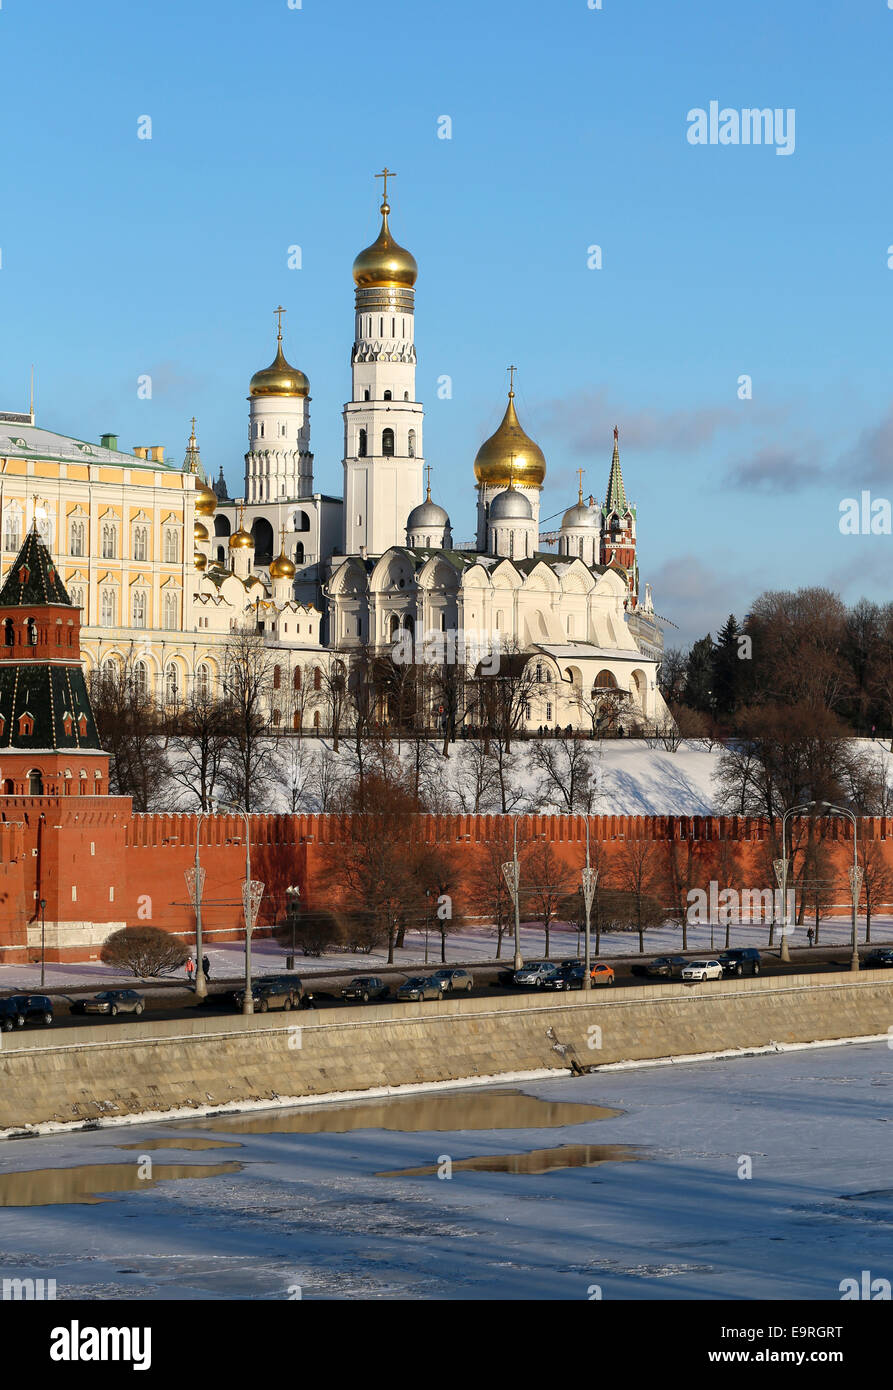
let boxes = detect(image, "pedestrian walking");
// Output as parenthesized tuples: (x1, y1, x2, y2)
(185, 956, 196, 984)
(202, 954, 211, 981)
(806, 926, 814, 947)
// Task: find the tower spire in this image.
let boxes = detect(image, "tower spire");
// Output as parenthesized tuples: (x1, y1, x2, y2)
(604, 424, 628, 514)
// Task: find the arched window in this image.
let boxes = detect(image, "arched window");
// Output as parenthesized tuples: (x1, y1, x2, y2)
(27, 770, 43, 796)
(313, 666, 321, 692)
(164, 527, 178, 563)
(69, 519, 85, 557)
(69, 585, 84, 612)
(165, 664, 180, 706)
(101, 523, 117, 560)
(273, 665, 282, 690)
(358, 429, 367, 457)
(293, 666, 302, 690)
(313, 710, 320, 730)
(4, 505, 21, 552)
(2, 619, 12, 646)
(594, 669, 618, 689)
(382, 428, 395, 457)
(133, 525, 148, 562)
(272, 709, 281, 726)
(132, 661, 149, 699)
(364, 389, 370, 401)
(26, 618, 37, 646)
(132, 590, 147, 627)
(195, 664, 210, 700)
(408, 429, 416, 457)
(383, 389, 392, 401)
(295, 542, 304, 564)
(100, 588, 116, 627)
(163, 591, 179, 630)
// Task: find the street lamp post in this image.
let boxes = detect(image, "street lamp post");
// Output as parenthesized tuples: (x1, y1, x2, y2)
(424, 888, 431, 965)
(185, 811, 209, 1000)
(581, 818, 598, 993)
(813, 801, 860, 973)
(512, 817, 522, 971)
(779, 802, 813, 963)
(224, 803, 264, 1014)
(39, 898, 46, 989)
(285, 884, 300, 968)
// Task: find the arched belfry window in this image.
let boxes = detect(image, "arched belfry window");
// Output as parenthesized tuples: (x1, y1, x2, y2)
(383, 390, 392, 401)
(358, 429, 367, 458)
(382, 428, 395, 457)
(408, 429, 416, 457)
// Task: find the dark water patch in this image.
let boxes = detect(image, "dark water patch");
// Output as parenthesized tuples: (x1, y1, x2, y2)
(194, 1088, 620, 1136)
(0, 1161, 243, 1207)
(377, 1143, 643, 1177)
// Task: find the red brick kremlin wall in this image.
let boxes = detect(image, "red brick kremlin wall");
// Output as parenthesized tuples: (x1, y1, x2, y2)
(0, 802, 889, 962)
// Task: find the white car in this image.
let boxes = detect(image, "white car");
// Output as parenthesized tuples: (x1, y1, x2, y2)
(681, 959, 723, 982)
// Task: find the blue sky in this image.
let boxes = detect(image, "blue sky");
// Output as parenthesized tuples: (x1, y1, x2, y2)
(1, 0, 892, 645)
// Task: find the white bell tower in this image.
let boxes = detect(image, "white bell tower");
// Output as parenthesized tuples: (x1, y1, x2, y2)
(343, 170, 424, 556)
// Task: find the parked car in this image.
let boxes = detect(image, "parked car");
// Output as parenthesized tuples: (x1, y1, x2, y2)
(72, 989, 145, 1016)
(631, 956, 689, 980)
(513, 962, 565, 988)
(718, 948, 761, 978)
(681, 960, 723, 982)
(396, 976, 444, 1002)
(5, 993, 54, 1025)
(864, 948, 893, 968)
(0, 998, 25, 1031)
(428, 968, 474, 993)
(232, 980, 298, 1012)
(263, 974, 304, 1003)
(561, 962, 615, 988)
(341, 976, 389, 1002)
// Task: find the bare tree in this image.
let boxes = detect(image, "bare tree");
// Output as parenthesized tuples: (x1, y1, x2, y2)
(455, 740, 501, 814)
(522, 838, 573, 957)
(530, 737, 598, 813)
(858, 835, 893, 944)
(168, 679, 230, 811)
(88, 656, 170, 811)
(616, 838, 664, 953)
(219, 627, 275, 812)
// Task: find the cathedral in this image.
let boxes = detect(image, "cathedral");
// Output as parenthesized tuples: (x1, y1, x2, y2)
(0, 174, 670, 736)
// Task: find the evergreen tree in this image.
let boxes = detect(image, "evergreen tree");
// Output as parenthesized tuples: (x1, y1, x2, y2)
(712, 614, 742, 716)
(683, 635, 715, 712)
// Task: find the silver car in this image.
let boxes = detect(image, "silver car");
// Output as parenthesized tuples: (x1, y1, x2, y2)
(396, 976, 444, 1002)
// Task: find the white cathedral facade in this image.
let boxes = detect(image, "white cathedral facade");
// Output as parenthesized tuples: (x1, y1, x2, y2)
(1, 175, 670, 737)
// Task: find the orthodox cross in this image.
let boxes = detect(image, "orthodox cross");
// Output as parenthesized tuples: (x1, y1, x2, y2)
(375, 167, 395, 202)
(424, 462, 433, 498)
(577, 467, 585, 501)
(274, 305, 286, 342)
(507, 364, 517, 395)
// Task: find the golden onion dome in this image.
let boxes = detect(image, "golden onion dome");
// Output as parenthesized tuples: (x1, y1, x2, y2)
(473, 388, 546, 488)
(269, 549, 296, 580)
(195, 482, 218, 517)
(353, 199, 418, 289)
(194, 550, 207, 571)
(249, 341, 309, 398)
(194, 520, 209, 543)
(229, 524, 254, 550)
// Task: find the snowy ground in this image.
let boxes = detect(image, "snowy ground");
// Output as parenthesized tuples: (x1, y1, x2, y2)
(166, 734, 893, 818)
(3, 915, 891, 992)
(0, 1042, 889, 1299)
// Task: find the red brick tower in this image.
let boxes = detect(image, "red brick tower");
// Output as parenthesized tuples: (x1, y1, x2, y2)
(0, 522, 108, 796)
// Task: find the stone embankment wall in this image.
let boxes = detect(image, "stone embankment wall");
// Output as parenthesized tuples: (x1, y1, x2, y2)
(0, 969, 890, 1132)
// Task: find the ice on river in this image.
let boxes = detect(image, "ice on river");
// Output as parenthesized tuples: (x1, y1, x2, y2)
(0, 1041, 890, 1300)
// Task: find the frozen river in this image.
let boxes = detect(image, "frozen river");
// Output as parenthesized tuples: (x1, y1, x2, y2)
(0, 1041, 891, 1300)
